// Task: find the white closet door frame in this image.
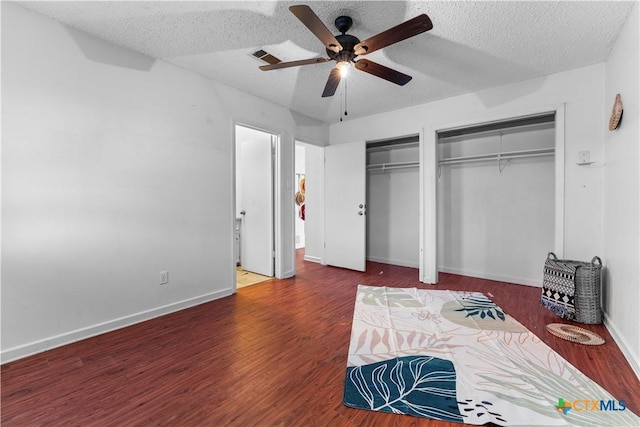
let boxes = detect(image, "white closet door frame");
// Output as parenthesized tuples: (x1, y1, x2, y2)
(422, 105, 566, 284)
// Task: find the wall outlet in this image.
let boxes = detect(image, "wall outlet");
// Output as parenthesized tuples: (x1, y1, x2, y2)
(160, 271, 169, 285)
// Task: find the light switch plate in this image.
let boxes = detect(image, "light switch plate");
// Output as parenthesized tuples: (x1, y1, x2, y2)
(578, 151, 591, 164)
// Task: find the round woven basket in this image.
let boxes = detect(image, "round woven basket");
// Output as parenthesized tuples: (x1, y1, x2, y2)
(546, 323, 604, 346)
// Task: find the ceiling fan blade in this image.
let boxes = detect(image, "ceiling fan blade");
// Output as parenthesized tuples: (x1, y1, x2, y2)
(354, 59, 412, 86)
(259, 57, 328, 71)
(354, 14, 433, 56)
(289, 5, 343, 53)
(322, 68, 342, 97)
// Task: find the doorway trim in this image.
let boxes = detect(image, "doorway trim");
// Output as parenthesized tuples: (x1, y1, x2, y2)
(422, 104, 566, 284)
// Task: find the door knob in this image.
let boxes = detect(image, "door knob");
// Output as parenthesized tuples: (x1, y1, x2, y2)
(240, 210, 246, 215)
(358, 211, 363, 215)
(359, 204, 364, 208)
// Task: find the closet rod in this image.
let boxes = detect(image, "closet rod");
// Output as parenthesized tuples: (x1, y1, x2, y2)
(367, 161, 419, 171)
(439, 148, 554, 165)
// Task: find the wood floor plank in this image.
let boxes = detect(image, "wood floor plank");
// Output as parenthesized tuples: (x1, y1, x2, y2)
(2, 250, 638, 426)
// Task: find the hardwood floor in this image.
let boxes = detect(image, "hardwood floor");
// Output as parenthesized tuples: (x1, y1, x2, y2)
(2, 250, 638, 426)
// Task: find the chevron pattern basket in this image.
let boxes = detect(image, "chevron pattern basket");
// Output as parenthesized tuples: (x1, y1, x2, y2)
(541, 252, 602, 324)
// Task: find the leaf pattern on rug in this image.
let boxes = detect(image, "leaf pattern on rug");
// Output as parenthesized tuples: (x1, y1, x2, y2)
(360, 287, 424, 307)
(454, 294, 506, 321)
(348, 327, 462, 365)
(440, 294, 528, 335)
(470, 343, 640, 426)
(344, 355, 463, 422)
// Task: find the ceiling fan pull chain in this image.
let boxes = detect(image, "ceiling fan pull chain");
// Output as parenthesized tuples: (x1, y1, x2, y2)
(339, 83, 344, 122)
(344, 77, 348, 117)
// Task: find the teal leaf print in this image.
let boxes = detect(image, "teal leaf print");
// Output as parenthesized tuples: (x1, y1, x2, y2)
(454, 295, 506, 322)
(343, 356, 463, 422)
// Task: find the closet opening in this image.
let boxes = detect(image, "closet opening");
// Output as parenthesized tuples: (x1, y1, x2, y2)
(366, 134, 420, 269)
(436, 112, 557, 286)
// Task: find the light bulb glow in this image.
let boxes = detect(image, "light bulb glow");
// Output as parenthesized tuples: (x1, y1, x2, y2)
(337, 61, 351, 78)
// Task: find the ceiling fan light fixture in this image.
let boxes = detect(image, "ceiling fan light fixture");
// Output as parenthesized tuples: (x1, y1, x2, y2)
(336, 60, 351, 77)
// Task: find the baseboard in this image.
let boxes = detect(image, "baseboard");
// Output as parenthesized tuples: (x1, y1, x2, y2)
(367, 256, 419, 269)
(438, 266, 542, 287)
(0, 288, 234, 365)
(603, 312, 640, 380)
(303, 255, 322, 264)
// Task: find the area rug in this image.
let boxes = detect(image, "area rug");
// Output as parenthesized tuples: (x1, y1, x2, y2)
(343, 285, 639, 426)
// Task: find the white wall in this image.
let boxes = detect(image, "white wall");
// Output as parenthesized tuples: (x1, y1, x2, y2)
(1, 3, 328, 362)
(603, 2, 639, 377)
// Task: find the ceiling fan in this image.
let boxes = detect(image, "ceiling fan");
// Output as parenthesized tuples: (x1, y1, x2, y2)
(259, 5, 433, 97)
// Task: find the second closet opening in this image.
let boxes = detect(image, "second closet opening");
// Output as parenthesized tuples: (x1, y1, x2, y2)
(436, 113, 556, 286)
(366, 135, 420, 269)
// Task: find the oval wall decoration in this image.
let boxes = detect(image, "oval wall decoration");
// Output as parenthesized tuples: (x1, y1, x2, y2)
(608, 93, 623, 131)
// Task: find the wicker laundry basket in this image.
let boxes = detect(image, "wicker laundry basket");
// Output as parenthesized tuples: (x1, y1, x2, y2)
(541, 253, 603, 324)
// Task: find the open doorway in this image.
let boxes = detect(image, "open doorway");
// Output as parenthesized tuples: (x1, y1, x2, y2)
(294, 143, 306, 251)
(294, 143, 307, 272)
(235, 124, 276, 288)
(294, 140, 325, 269)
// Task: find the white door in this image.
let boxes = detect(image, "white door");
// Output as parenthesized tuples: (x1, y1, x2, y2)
(237, 127, 274, 277)
(324, 141, 366, 271)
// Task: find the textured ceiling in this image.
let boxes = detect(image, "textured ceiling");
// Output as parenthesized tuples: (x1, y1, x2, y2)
(17, 1, 635, 124)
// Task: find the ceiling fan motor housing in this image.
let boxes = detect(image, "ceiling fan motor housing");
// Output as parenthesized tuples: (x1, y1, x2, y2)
(327, 33, 360, 62)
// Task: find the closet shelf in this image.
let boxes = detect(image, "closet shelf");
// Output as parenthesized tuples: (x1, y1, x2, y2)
(439, 148, 554, 165)
(367, 161, 419, 171)
(367, 141, 419, 152)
